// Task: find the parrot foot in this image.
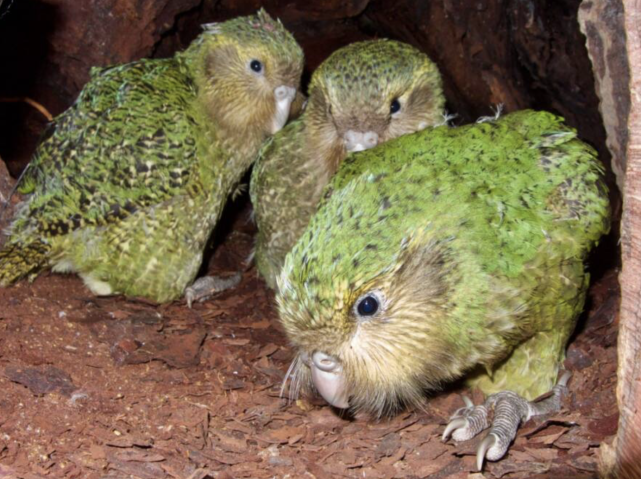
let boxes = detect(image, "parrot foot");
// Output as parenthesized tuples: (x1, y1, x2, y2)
(442, 371, 571, 471)
(184, 272, 242, 308)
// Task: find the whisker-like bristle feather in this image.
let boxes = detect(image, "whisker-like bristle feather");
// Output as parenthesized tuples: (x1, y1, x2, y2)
(280, 355, 302, 403)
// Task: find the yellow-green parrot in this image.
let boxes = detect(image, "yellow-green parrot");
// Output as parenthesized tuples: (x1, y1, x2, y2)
(277, 110, 610, 469)
(250, 39, 445, 289)
(0, 10, 304, 304)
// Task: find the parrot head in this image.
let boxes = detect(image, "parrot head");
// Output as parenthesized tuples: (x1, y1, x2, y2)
(305, 39, 444, 155)
(276, 169, 465, 417)
(188, 9, 304, 137)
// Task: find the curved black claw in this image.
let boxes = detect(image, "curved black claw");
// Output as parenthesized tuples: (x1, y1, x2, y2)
(185, 272, 242, 308)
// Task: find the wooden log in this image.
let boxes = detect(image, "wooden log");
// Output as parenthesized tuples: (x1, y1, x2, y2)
(578, 0, 630, 189)
(617, 1, 641, 477)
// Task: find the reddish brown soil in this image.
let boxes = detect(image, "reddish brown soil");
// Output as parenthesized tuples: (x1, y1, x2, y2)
(0, 206, 620, 479)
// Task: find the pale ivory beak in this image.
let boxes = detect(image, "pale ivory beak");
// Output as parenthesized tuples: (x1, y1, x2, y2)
(310, 351, 349, 409)
(271, 85, 297, 134)
(344, 130, 379, 153)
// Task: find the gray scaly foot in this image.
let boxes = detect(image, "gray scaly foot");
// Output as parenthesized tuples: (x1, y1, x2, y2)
(442, 371, 571, 471)
(184, 272, 242, 308)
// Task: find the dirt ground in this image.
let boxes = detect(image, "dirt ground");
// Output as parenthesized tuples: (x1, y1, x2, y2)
(0, 199, 620, 479)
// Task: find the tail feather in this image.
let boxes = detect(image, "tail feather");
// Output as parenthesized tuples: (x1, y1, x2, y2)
(0, 240, 50, 286)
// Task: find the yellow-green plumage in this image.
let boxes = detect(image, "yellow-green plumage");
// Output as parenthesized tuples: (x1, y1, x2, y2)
(277, 110, 610, 416)
(0, 10, 303, 302)
(250, 39, 444, 289)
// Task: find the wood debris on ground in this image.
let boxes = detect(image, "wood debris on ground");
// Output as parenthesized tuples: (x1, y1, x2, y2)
(0, 206, 619, 479)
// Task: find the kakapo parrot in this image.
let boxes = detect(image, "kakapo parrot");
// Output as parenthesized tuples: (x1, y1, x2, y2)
(250, 39, 445, 290)
(277, 110, 609, 468)
(0, 10, 304, 304)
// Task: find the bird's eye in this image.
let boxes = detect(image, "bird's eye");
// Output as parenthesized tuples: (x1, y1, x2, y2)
(390, 99, 401, 115)
(250, 59, 263, 73)
(357, 295, 379, 316)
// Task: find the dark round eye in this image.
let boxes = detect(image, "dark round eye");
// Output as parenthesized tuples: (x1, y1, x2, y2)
(357, 295, 379, 316)
(250, 60, 263, 73)
(390, 99, 401, 115)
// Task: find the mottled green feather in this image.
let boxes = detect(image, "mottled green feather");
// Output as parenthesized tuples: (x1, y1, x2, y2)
(1, 10, 303, 302)
(277, 110, 610, 415)
(251, 39, 444, 289)
(251, 118, 309, 286)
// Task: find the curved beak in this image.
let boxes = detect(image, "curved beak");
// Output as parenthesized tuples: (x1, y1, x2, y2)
(310, 351, 349, 409)
(271, 85, 297, 134)
(343, 130, 379, 153)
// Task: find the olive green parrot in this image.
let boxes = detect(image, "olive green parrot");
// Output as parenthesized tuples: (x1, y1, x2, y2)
(0, 10, 304, 304)
(276, 110, 610, 468)
(250, 39, 445, 290)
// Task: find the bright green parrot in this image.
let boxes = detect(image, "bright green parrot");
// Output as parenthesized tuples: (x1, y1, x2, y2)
(277, 110, 610, 468)
(0, 10, 304, 304)
(250, 39, 445, 290)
